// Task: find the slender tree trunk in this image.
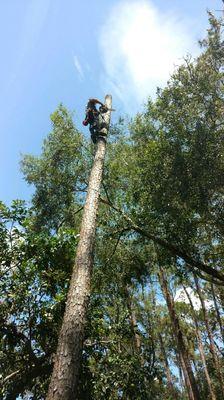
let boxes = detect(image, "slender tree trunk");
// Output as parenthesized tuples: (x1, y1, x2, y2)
(193, 275, 224, 396)
(125, 286, 141, 352)
(183, 285, 216, 400)
(180, 353, 195, 400)
(211, 283, 224, 344)
(217, 287, 224, 312)
(125, 285, 151, 397)
(148, 277, 177, 397)
(47, 95, 112, 400)
(158, 268, 201, 400)
(158, 333, 177, 398)
(176, 353, 185, 397)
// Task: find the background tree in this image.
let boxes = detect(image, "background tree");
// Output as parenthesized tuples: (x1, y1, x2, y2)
(1, 13, 224, 400)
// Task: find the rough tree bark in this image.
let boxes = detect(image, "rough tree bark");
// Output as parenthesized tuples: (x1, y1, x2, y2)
(193, 275, 224, 397)
(158, 268, 201, 400)
(46, 95, 112, 400)
(149, 278, 177, 398)
(210, 283, 224, 345)
(125, 286, 141, 352)
(176, 353, 185, 397)
(158, 333, 177, 398)
(183, 284, 216, 400)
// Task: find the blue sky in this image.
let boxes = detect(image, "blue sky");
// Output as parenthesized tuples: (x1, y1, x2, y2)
(0, 0, 222, 204)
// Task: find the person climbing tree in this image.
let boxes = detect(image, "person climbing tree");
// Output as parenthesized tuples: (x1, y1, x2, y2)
(46, 95, 112, 400)
(82, 98, 107, 143)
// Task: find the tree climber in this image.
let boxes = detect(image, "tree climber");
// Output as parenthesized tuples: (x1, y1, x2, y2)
(82, 98, 108, 143)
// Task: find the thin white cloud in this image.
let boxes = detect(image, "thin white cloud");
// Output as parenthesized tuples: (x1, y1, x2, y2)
(175, 287, 213, 311)
(99, 0, 198, 112)
(73, 55, 84, 81)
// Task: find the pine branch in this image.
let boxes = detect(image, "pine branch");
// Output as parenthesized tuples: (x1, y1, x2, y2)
(100, 197, 224, 284)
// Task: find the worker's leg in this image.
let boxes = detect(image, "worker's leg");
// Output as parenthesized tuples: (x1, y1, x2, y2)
(90, 126, 97, 143)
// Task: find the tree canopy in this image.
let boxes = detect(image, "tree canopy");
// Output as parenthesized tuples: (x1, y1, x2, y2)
(1, 13, 224, 400)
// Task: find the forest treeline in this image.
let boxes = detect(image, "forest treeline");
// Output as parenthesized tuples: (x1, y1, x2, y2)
(1, 13, 224, 400)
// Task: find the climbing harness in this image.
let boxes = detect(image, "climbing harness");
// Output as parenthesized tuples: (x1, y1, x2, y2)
(82, 99, 115, 143)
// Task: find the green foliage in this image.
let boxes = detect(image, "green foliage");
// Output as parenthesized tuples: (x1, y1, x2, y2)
(0, 201, 78, 399)
(1, 14, 224, 400)
(21, 105, 87, 232)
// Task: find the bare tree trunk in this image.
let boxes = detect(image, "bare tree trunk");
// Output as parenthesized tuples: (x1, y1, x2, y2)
(125, 285, 151, 396)
(217, 287, 224, 312)
(125, 286, 141, 352)
(158, 333, 177, 398)
(183, 285, 216, 400)
(176, 353, 185, 397)
(158, 268, 201, 400)
(211, 283, 224, 344)
(148, 277, 177, 397)
(47, 95, 112, 400)
(193, 275, 224, 396)
(179, 353, 195, 400)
